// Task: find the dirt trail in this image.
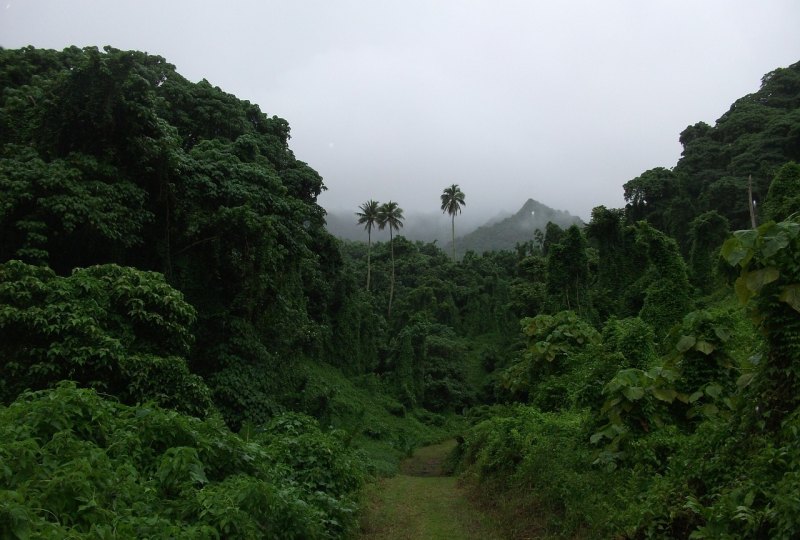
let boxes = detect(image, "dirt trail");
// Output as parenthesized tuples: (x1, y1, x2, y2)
(359, 439, 502, 540)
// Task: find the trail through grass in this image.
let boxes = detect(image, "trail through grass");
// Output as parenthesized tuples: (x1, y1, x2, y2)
(360, 439, 502, 540)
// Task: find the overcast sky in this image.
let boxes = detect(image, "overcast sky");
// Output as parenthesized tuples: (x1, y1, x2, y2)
(2, 1, 799, 222)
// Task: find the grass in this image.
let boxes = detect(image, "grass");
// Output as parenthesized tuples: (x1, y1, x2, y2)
(360, 440, 501, 540)
(299, 361, 463, 476)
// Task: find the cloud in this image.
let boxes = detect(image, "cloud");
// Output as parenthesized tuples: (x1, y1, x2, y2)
(2, 0, 798, 221)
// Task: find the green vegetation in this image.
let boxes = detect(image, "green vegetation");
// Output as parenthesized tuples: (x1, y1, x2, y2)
(0, 383, 364, 538)
(452, 198, 582, 257)
(355, 200, 380, 290)
(1, 45, 799, 538)
(440, 183, 466, 261)
(376, 201, 405, 318)
(451, 60, 800, 539)
(360, 440, 500, 540)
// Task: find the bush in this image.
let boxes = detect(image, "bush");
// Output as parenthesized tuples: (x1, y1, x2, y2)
(0, 383, 365, 539)
(459, 406, 629, 538)
(0, 261, 213, 416)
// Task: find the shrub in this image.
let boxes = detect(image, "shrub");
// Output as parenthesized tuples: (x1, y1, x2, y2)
(459, 406, 628, 538)
(0, 383, 365, 539)
(0, 261, 213, 416)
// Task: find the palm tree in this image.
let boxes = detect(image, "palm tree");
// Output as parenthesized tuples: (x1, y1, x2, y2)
(355, 199, 380, 290)
(440, 184, 465, 261)
(377, 201, 404, 317)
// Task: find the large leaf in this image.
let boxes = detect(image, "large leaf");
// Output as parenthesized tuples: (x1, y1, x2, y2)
(713, 325, 732, 342)
(700, 403, 719, 417)
(651, 387, 677, 403)
(779, 284, 800, 313)
(734, 276, 752, 305)
(676, 335, 696, 353)
(688, 390, 704, 403)
(744, 267, 780, 294)
(720, 236, 749, 267)
(622, 386, 645, 401)
(704, 383, 723, 399)
(695, 340, 715, 355)
(761, 229, 791, 258)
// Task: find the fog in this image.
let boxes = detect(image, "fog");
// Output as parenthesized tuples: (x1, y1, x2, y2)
(2, 0, 799, 222)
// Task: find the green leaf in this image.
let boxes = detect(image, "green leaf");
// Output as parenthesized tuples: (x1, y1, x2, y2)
(689, 390, 704, 403)
(737, 372, 756, 388)
(713, 325, 732, 342)
(744, 267, 780, 294)
(615, 368, 643, 387)
(651, 387, 677, 403)
(700, 403, 719, 417)
(734, 276, 753, 305)
(779, 284, 800, 313)
(622, 386, 645, 401)
(694, 340, 715, 355)
(761, 230, 790, 258)
(704, 383, 723, 399)
(735, 228, 759, 248)
(676, 335, 696, 353)
(723, 397, 736, 410)
(720, 236, 749, 267)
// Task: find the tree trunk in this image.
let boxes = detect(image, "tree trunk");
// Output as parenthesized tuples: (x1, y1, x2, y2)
(366, 229, 372, 290)
(388, 229, 395, 317)
(451, 214, 456, 261)
(748, 175, 757, 229)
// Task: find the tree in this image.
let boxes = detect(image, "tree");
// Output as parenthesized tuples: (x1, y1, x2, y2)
(634, 222, 692, 337)
(377, 201, 404, 317)
(687, 210, 729, 292)
(0, 46, 346, 428)
(440, 184, 465, 261)
(0, 260, 212, 416)
(355, 199, 380, 290)
(763, 161, 800, 222)
(546, 225, 589, 314)
(721, 215, 800, 427)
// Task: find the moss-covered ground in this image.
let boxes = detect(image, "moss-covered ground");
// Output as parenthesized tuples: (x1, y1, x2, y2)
(359, 439, 501, 540)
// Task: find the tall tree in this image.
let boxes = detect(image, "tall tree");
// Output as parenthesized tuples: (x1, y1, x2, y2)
(763, 161, 800, 222)
(440, 184, 466, 261)
(355, 199, 380, 290)
(545, 224, 589, 314)
(377, 201, 404, 317)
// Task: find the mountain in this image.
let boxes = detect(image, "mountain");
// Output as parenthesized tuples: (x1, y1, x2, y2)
(325, 199, 581, 254)
(450, 198, 582, 256)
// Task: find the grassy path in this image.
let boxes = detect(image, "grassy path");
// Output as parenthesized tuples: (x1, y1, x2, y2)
(359, 440, 502, 540)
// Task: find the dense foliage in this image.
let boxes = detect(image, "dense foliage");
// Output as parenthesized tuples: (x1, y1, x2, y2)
(0, 260, 211, 416)
(451, 61, 800, 539)
(624, 61, 800, 242)
(1, 45, 799, 538)
(0, 383, 364, 538)
(0, 46, 447, 537)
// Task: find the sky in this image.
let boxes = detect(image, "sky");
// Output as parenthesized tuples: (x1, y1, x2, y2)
(2, 1, 799, 224)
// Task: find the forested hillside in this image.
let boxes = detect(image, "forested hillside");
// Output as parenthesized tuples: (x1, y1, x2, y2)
(448, 198, 582, 258)
(624, 62, 800, 249)
(449, 60, 800, 538)
(1, 46, 799, 538)
(327, 198, 581, 258)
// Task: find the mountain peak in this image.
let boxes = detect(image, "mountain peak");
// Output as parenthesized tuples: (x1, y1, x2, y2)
(451, 198, 582, 256)
(518, 198, 549, 215)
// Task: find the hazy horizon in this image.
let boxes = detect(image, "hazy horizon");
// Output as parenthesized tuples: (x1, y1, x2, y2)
(2, 1, 798, 223)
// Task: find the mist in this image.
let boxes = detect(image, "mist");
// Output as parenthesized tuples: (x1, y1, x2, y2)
(2, 0, 798, 223)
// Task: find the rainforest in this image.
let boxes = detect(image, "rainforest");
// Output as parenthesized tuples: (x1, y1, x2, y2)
(1, 46, 800, 539)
